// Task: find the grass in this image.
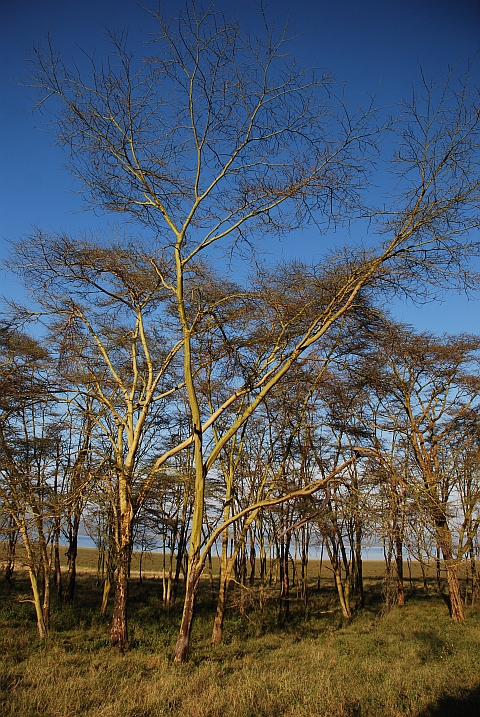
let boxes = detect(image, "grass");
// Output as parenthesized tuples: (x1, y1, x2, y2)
(0, 553, 479, 716)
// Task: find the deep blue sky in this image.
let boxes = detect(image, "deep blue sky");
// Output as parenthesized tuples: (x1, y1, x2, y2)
(1, 0, 480, 333)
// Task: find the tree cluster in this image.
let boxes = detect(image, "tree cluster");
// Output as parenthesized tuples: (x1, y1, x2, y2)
(1, 3, 480, 661)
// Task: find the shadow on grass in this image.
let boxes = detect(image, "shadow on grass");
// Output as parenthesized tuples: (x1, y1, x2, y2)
(417, 685, 480, 717)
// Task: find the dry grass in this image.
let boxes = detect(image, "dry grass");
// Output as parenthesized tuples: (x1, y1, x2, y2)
(19, 544, 451, 581)
(0, 555, 479, 716)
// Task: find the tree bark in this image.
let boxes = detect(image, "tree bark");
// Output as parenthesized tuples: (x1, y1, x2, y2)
(29, 566, 48, 639)
(445, 561, 465, 622)
(20, 526, 48, 639)
(436, 521, 465, 622)
(173, 559, 203, 663)
(110, 509, 133, 649)
(110, 550, 129, 647)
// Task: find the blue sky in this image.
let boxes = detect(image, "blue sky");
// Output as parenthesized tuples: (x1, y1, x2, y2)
(1, 0, 480, 333)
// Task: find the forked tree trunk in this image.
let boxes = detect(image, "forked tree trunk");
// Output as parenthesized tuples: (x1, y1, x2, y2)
(20, 526, 48, 639)
(334, 566, 352, 619)
(323, 527, 352, 619)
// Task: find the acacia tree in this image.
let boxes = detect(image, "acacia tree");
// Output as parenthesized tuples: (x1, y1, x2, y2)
(22, 2, 480, 659)
(62, 406, 94, 604)
(208, 366, 329, 643)
(364, 324, 480, 621)
(0, 323, 63, 637)
(450, 422, 480, 604)
(353, 376, 412, 607)
(9, 238, 187, 646)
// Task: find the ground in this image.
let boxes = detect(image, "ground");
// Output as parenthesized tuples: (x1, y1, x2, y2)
(1, 551, 479, 716)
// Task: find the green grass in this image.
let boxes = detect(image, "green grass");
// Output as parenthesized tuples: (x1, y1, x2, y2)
(0, 560, 479, 716)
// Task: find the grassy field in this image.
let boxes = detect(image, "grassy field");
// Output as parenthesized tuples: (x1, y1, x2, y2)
(1, 549, 479, 717)
(30, 544, 463, 582)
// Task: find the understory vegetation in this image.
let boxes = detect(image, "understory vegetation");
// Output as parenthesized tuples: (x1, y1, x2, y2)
(1, 557, 479, 717)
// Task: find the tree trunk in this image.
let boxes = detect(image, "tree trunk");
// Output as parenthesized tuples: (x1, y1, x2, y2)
(42, 559, 51, 632)
(65, 511, 80, 603)
(211, 574, 228, 646)
(171, 524, 187, 606)
(110, 550, 129, 648)
(53, 523, 62, 602)
(407, 556, 414, 594)
(472, 563, 480, 607)
(29, 566, 48, 639)
(436, 547, 442, 596)
(395, 535, 405, 606)
(334, 565, 352, 619)
(445, 561, 465, 622)
(211, 502, 262, 646)
(420, 559, 428, 592)
(318, 540, 324, 591)
(20, 526, 48, 639)
(300, 526, 309, 607)
(212, 512, 231, 646)
(38, 528, 51, 633)
(101, 573, 112, 616)
(173, 559, 203, 663)
(323, 526, 352, 618)
(353, 543, 364, 608)
(100, 537, 116, 615)
(436, 521, 465, 622)
(249, 533, 256, 586)
(4, 521, 18, 585)
(280, 535, 291, 620)
(110, 510, 133, 649)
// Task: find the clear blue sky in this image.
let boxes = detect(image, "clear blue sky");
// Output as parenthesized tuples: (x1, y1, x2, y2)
(1, 0, 480, 333)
